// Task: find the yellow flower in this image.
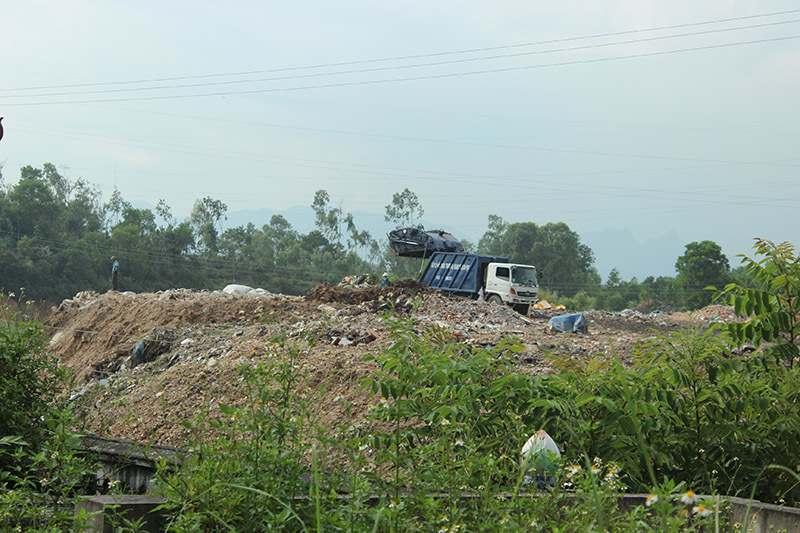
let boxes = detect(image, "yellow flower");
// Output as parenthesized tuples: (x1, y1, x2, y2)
(680, 490, 697, 504)
(692, 505, 711, 517)
(645, 494, 658, 507)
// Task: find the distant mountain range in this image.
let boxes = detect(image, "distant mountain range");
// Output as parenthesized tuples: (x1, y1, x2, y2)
(133, 201, 683, 281)
(580, 228, 682, 281)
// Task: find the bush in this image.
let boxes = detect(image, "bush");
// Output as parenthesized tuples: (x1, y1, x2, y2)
(531, 327, 800, 504)
(0, 293, 96, 532)
(0, 292, 68, 451)
(155, 314, 739, 531)
(716, 238, 800, 368)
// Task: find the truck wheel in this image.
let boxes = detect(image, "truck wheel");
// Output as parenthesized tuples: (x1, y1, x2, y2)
(487, 295, 503, 306)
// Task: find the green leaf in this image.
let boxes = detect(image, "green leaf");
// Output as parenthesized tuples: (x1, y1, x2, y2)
(618, 416, 637, 434)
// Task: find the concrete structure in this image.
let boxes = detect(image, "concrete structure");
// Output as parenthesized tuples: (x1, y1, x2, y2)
(623, 494, 800, 532)
(79, 436, 186, 493)
(76, 495, 165, 533)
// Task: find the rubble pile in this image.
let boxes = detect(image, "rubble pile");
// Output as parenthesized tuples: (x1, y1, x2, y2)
(44, 284, 734, 448)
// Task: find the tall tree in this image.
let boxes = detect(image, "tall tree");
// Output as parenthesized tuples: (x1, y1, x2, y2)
(477, 219, 598, 297)
(675, 240, 730, 309)
(311, 190, 343, 245)
(477, 215, 508, 254)
(189, 197, 228, 254)
(384, 188, 424, 228)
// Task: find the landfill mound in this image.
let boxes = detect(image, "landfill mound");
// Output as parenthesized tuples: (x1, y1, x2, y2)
(306, 279, 429, 304)
(45, 284, 730, 448)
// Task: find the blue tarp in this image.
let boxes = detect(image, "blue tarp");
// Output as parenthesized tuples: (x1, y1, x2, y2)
(547, 313, 588, 333)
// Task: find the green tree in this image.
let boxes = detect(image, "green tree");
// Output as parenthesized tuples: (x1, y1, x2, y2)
(716, 239, 800, 368)
(384, 188, 424, 228)
(477, 214, 508, 253)
(674, 240, 730, 310)
(103, 186, 129, 231)
(311, 190, 343, 245)
(479, 219, 598, 297)
(0, 295, 62, 447)
(190, 196, 228, 254)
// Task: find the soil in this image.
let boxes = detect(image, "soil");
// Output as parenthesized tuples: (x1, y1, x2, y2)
(45, 282, 736, 448)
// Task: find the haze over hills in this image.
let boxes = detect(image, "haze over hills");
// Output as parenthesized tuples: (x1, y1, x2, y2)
(133, 200, 686, 281)
(222, 206, 685, 281)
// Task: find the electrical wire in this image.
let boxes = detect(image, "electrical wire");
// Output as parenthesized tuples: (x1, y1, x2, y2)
(4, 35, 800, 106)
(4, 18, 799, 100)
(2, 8, 798, 93)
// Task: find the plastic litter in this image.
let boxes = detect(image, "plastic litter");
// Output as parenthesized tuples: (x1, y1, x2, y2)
(521, 429, 561, 487)
(547, 313, 588, 334)
(222, 284, 254, 294)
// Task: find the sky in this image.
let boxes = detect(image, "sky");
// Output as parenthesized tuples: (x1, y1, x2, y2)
(1, 1, 799, 278)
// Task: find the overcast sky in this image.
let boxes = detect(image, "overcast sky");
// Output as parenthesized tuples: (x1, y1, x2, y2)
(1, 1, 798, 270)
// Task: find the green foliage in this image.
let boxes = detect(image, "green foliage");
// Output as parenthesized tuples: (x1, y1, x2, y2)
(0, 293, 64, 446)
(0, 166, 379, 300)
(675, 240, 730, 309)
(153, 314, 734, 531)
(189, 196, 228, 254)
(715, 238, 800, 367)
(0, 301, 97, 532)
(384, 188, 424, 228)
(156, 341, 328, 531)
(0, 406, 97, 532)
(529, 326, 800, 504)
(557, 291, 598, 311)
(477, 216, 599, 297)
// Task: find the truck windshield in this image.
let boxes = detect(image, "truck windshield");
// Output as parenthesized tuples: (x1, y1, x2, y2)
(512, 266, 538, 286)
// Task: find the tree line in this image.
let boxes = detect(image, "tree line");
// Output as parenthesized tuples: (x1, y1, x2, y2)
(0, 164, 753, 310)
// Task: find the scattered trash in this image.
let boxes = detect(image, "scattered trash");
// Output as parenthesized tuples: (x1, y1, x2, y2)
(521, 429, 561, 488)
(180, 338, 194, 346)
(222, 284, 253, 294)
(222, 284, 272, 295)
(534, 300, 566, 310)
(547, 313, 588, 334)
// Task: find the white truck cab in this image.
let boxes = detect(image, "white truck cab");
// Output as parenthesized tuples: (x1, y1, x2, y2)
(484, 263, 539, 313)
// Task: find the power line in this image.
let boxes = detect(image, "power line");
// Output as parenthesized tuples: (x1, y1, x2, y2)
(13, 117, 800, 171)
(7, 123, 800, 214)
(4, 18, 799, 100)
(4, 35, 800, 106)
(2, 8, 798, 93)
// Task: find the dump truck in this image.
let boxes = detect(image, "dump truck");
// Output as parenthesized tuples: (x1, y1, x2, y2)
(419, 252, 539, 314)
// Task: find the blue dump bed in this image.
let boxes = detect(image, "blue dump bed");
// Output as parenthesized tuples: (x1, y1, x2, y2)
(420, 252, 509, 294)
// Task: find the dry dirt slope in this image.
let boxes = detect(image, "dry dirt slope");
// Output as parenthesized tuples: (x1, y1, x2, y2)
(45, 285, 733, 448)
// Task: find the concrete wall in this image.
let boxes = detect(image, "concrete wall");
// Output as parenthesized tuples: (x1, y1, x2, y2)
(75, 495, 165, 533)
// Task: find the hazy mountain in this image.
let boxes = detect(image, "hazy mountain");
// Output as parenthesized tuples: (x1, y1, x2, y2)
(223, 206, 474, 244)
(581, 228, 684, 281)
(137, 201, 684, 281)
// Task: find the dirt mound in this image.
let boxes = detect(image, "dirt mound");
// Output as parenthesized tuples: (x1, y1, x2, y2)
(304, 279, 429, 304)
(635, 299, 678, 313)
(43, 286, 733, 448)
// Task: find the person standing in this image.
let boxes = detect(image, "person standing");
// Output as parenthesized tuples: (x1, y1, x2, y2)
(111, 256, 119, 291)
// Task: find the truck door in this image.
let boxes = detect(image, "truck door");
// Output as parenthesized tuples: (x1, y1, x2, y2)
(486, 264, 512, 301)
